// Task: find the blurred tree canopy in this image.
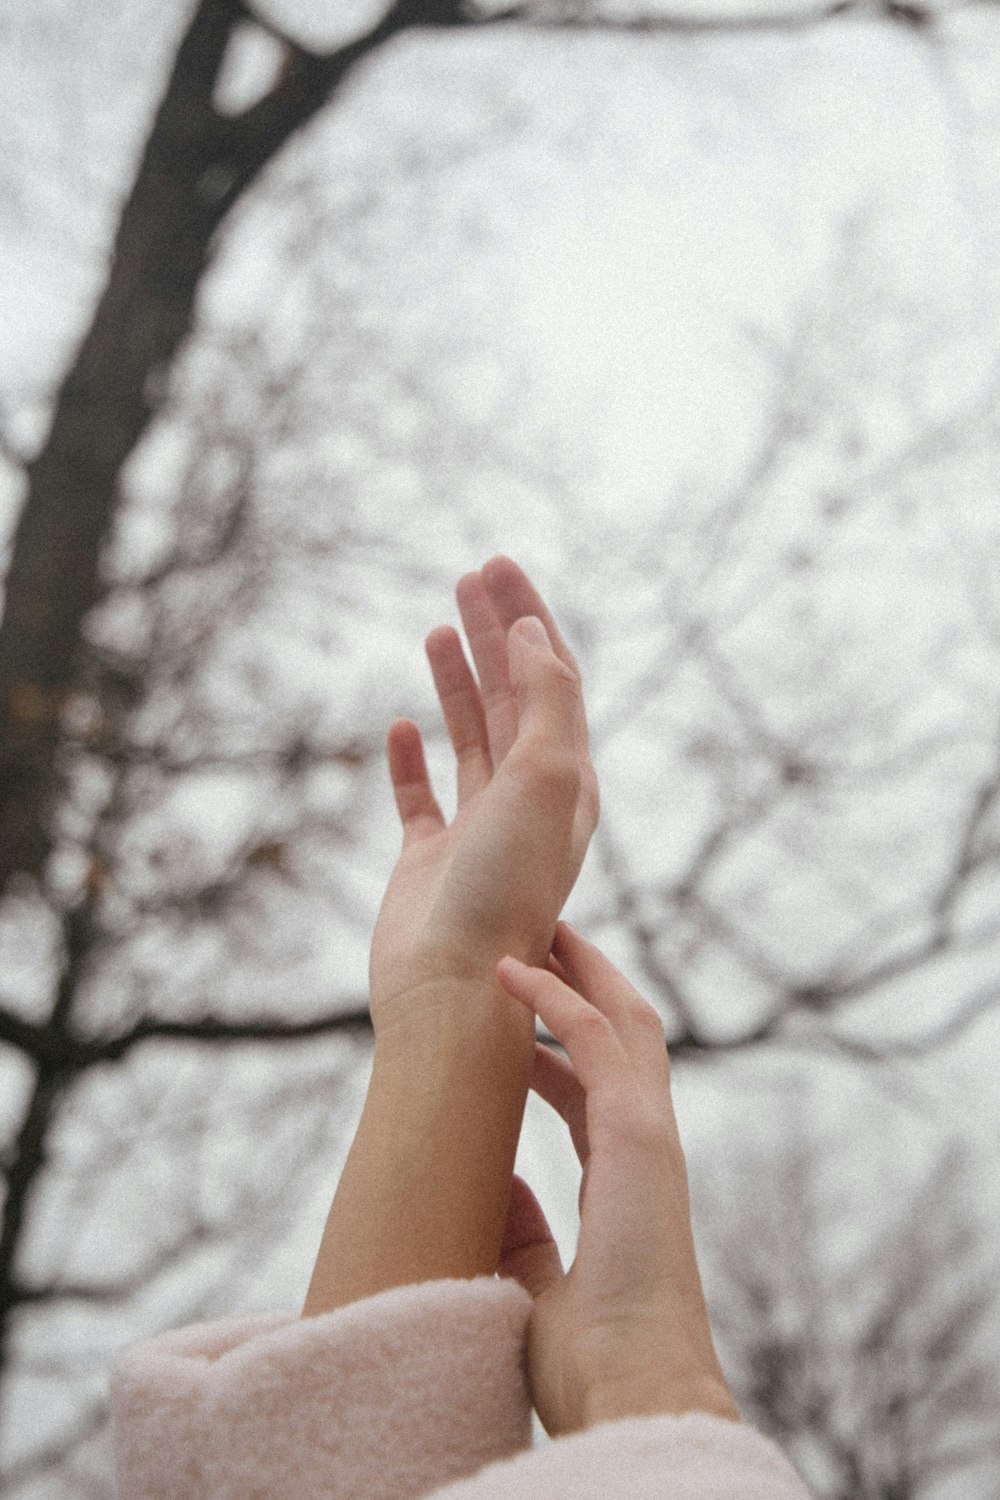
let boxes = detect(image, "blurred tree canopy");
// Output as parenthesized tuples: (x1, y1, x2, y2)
(2, 0, 1000, 1495)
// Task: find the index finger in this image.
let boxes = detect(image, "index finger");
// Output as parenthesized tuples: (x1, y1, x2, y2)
(482, 558, 594, 783)
(481, 556, 579, 678)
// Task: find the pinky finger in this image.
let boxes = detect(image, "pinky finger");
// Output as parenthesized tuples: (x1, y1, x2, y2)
(386, 719, 445, 844)
(496, 955, 617, 1094)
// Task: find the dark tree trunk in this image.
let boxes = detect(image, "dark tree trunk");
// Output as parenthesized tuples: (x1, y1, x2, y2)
(0, 0, 465, 1396)
(0, 0, 462, 895)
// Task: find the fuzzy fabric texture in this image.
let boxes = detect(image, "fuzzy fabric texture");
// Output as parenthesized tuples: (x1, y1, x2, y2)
(112, 1279, 532, 1500)
(111, 1276, 811, 1500)
(433, 1411, 811, 1500)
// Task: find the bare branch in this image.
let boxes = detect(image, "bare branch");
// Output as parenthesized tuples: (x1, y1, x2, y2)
(92, 1005, 373, 1064)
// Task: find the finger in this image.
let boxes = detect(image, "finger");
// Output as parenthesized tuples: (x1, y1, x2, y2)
(496, 954, 614, 1095)
(546, 950, 573, 988)
(550, 923, 663, 1045)
(531, 1042, 590, 1166)
(481, 556, 577, 676)
(507, 619, 582, 799)
(386, 719, 445, 845)
(425, 625, 492, 804)
(484, 559, 599, 833)
(455, 570, 518, 763)
(498, 1175, 564, 1298)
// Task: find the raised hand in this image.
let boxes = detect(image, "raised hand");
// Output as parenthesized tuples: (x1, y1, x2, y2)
(369, 557, 599, 1053)
(496, 923, 740, 1435)
(303, 562, 598, 1313)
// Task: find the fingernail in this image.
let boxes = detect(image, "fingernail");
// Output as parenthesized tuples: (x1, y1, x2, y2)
(516, 616, 551, 650)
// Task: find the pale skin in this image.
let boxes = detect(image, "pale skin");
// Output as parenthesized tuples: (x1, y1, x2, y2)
(303, 558, 598, 1311)
(303, 556, 738, 1435)
(496, 927, 740, 1433)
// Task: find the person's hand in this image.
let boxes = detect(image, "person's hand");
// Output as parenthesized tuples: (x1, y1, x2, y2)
(303, 562, 597, 1314)
(496, 923, 740, 1435)
(369, 558, 599, 1056)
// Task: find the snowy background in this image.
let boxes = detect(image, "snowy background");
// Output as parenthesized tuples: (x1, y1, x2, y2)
(2, 1, 1000, 1495)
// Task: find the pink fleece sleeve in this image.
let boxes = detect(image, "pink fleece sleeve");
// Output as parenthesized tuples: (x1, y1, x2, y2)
(430, 1409, 812, 1500)
(110, 1277, 533, 1500)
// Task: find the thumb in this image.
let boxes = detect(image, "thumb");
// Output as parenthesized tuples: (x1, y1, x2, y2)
(507, 617, 581, 756)
(499, 1174, 564, 1299)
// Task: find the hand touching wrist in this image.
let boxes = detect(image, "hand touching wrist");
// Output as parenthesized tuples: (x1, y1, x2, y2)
(496, 924, 738, 1436)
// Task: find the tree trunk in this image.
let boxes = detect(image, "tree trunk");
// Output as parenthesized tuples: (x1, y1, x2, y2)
(0, 0, 454, 894)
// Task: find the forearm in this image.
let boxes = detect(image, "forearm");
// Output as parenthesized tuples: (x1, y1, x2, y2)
(302, 982, 536, 1316)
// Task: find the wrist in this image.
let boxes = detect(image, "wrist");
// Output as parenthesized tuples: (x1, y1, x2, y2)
(371, 970, 537, 1076)
(303, 974, 536, 1314)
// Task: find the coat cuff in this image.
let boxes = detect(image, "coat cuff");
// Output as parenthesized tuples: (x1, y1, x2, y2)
(111, 1277, 533, 1500)
(431, 1410, 812, 1500)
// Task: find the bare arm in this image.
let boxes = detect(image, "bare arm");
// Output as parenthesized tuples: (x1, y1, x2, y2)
(302, 985, 534, 1312)
(303, 561, 598, 1316)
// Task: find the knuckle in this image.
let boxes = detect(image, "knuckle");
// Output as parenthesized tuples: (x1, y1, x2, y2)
(632, 999, 667, 1041)
(456, 739, 490, 770)
(550, 653, 580, 690)
(528, 651, 580, 705)
(603, 1094, 672, 1153)
(571, 1006, 613, 1046)
(551, 659, 583, 712)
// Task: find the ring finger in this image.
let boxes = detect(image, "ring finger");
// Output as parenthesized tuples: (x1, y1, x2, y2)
(425, 624, 492, 805)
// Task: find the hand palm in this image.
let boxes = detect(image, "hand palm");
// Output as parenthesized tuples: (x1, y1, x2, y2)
(369, 559, 598, 1034)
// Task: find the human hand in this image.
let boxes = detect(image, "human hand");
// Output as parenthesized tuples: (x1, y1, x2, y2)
(496, 923, 739, 1436)
(369, 559, 599, 1055)
(302, 564, 597, 1315)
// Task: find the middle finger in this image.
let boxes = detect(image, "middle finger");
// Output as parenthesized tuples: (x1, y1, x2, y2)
(425, 624, 492, 805)
(456, 570, 519, 762)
